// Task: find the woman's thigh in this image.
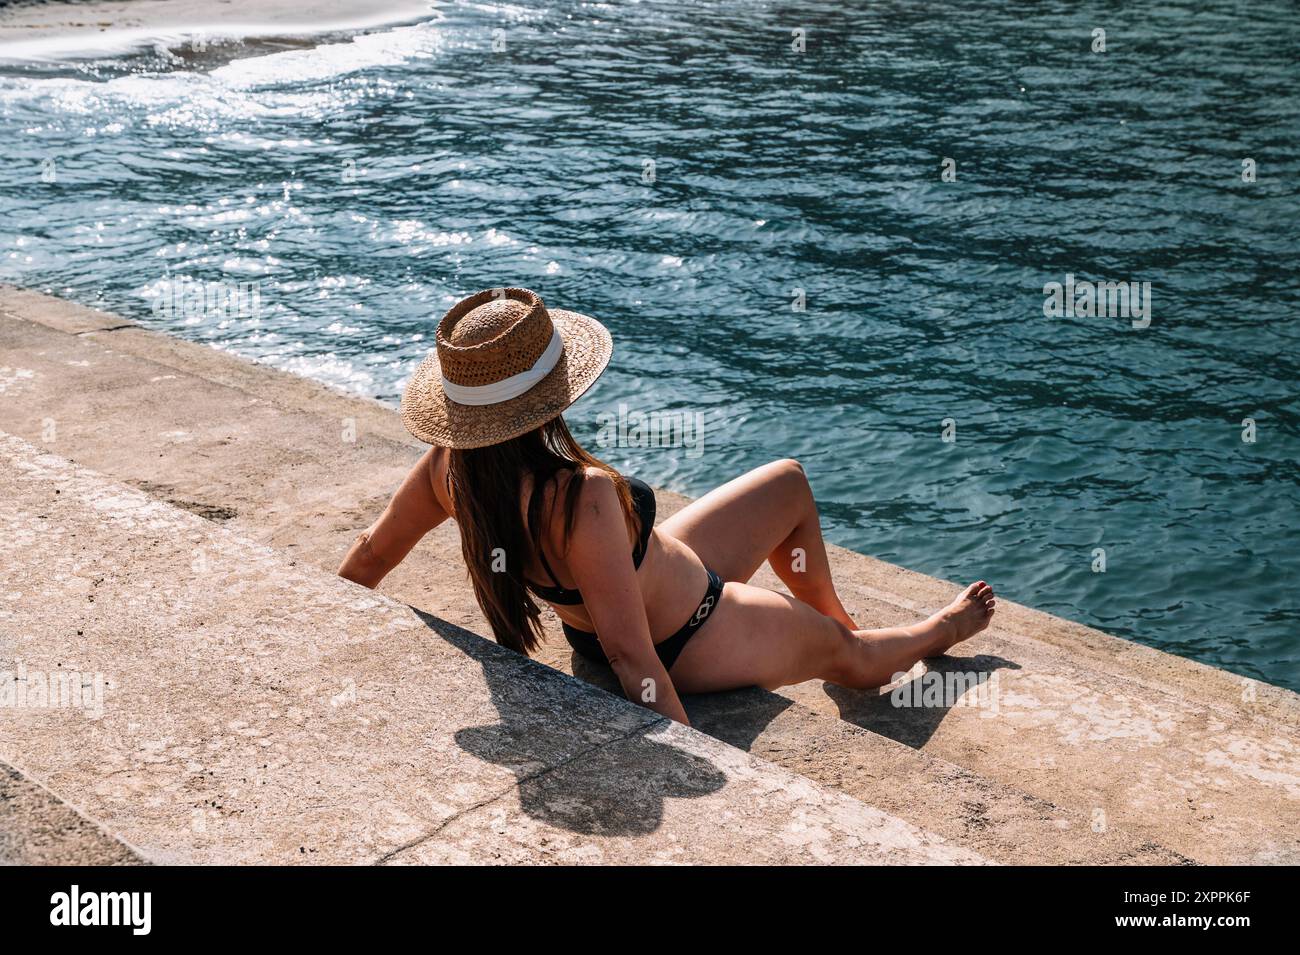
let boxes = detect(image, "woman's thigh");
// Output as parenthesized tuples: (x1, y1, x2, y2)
(658, 459, 805, 583)
(668, 581, 850, 693)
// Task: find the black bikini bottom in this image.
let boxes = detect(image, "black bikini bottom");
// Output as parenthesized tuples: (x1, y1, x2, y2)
(562, 567, 724, 673)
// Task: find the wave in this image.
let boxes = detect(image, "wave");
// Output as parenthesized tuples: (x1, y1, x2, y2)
(0, 2, 437, 65)
(0, 20, 444, 127)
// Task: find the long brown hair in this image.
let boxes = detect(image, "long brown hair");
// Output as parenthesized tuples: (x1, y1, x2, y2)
(447, 415, 635, 655)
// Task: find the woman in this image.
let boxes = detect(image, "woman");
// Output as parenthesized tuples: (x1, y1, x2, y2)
(338, 288, 995, 726)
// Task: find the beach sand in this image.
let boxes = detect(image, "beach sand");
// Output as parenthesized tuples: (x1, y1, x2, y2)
(0, 0, 435, 57)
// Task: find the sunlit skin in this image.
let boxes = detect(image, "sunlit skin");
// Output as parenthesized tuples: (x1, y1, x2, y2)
(339, 432, 995, 726)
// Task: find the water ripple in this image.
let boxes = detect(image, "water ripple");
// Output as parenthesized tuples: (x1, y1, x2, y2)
(1, 0, 1297, 689)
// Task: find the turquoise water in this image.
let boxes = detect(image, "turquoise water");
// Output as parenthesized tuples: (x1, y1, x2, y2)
(1, 2, 1297, 690)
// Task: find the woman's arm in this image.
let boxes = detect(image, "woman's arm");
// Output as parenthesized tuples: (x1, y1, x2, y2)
(564, 470, 690, 725)
(338, 447, 449, 589)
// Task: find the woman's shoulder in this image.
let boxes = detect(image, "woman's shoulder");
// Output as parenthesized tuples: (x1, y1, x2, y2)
(528, 465, 610, 507)
(426, 446, 454, 513)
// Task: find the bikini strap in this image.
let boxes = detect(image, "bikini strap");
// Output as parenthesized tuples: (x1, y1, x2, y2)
(535, 543, 565, 590)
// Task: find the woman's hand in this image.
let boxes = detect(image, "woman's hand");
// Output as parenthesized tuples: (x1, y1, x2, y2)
(338, 448, 449, 588)
(564, 470, 690, 725)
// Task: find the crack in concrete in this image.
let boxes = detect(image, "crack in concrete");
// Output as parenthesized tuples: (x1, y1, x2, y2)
(74, 323, 136, 335)
(372, 717, 666, 865)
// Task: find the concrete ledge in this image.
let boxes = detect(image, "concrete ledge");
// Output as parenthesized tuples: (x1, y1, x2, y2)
(1, 286, 1297, 864)
(0, 433, 987, 864)
(0, 759, 143, 865)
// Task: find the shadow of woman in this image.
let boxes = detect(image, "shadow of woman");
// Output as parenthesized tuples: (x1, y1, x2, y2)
(570, 649, 798, 754)
(823, 653, 1022, 749)
(413, 610, 727, 837)
(574, 639, 1019, 757)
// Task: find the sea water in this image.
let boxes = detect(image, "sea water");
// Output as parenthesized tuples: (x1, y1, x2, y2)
(1, 0, 1296, 689)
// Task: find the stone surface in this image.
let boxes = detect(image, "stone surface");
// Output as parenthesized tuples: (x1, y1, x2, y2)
(1, 285, 1297, 864)
(0, 760, 142, 865)
(0, 432, 986, 864)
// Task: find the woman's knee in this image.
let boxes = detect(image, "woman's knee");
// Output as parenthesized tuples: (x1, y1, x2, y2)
(764, 458, 812, 505)
(772, 457, 805, 481)
(817, 619, 876, 688)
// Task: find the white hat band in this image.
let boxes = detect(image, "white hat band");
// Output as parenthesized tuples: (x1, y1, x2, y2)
(440, 328, 564, 406)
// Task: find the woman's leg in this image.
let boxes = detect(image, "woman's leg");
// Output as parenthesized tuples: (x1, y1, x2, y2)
(659, 459, 858, 629)
(669, 580, 996, 695)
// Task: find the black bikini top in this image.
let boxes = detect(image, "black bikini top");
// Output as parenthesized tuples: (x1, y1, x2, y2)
(528, 476, 656, 606)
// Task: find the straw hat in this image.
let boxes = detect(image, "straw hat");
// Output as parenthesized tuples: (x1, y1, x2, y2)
(400, 287, 613, 448)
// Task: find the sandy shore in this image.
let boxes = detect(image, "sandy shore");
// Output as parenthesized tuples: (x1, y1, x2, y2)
(0, 0, 435, 58)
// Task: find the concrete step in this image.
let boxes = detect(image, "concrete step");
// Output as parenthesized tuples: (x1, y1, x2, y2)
(2, 285, 1297, 864)
(0, 759, 143, 865)
(0, 431, 987, 864)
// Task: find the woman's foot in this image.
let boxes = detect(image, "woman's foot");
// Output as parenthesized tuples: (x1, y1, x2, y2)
(921, 581, 996, 655)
